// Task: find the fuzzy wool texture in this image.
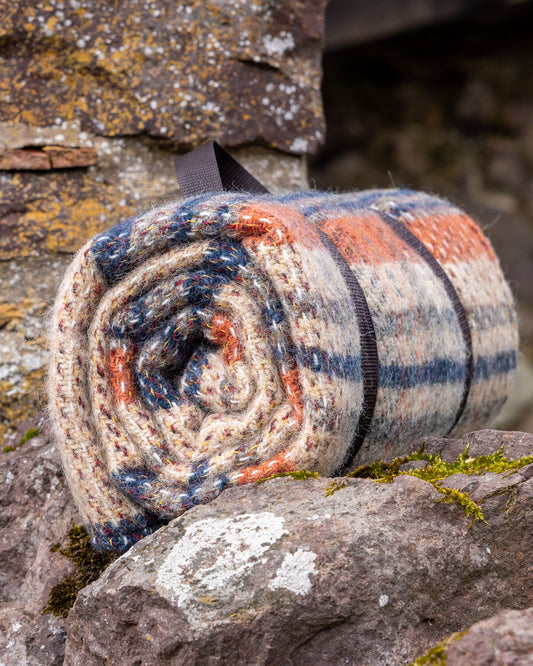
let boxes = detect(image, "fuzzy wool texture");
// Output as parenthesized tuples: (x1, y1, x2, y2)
(47, 189, 518, 552)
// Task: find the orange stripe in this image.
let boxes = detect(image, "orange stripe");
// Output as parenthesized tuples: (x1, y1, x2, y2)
(108, 348, 137, 405)
(231, 203, 320, 249)
(210, 313, 243, 365)
(280, 367, 304, 426)
(319, 213, 412, 265)
(400, 211, 496, 264)
(238, 449, 294, 485)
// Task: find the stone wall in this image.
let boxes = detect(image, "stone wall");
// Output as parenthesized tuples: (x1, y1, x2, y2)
(310, 1, 533, 433)
(0, 0, 326, 442)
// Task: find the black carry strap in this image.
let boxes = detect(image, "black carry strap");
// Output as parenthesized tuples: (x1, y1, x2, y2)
(175, 140, 269, 197)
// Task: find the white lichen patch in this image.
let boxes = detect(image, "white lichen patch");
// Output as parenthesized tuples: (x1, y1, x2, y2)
(268, 549, 317, 596)
(289, 137, 308, 153)
(156, 512, 287, 608)
(262, 31, 295, 57)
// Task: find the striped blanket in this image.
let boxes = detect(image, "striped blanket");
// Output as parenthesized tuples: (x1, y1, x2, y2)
(48, 189, 517, 552)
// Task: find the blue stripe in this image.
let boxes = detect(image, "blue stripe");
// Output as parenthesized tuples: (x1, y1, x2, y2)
(112, 467, 157, 501)
(473, 349, 517, 381)
(181, 347, 213, 405)
(379, 357, 466, 388)
(296, 348, 465, 387)
(135, 367, 184, 410)
(292, 346, 516, 386)
(262, 299, 285, 327)
(295, 346, 362, 382)
(179, 461, 209, 509)
(279, 190, 448, 219)
(91, 217, 136, 285)
(90, 512, 166, 553)
(164, 195, 207, 241)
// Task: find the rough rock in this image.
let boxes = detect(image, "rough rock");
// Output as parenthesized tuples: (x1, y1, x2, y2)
(422, 428, 533, 461)
(0, 413, 78, 665)
(0, 0, 326, 153)
(64, 430, 533, 666)
(446, 606, 533, 665)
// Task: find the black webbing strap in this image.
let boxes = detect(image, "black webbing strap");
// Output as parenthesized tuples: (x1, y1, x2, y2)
(317, 229, 379, 475)
(380, 211, 474, 434)
(175, 140, 269, 197)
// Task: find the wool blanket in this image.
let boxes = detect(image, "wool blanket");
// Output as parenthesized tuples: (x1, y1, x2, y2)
(48, 189, 517, 552)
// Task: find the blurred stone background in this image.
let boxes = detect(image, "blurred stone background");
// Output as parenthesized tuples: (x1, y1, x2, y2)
(1, 0, 532, 443)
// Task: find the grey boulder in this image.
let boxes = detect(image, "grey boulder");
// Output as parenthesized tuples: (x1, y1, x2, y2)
(65, 430, 533, 666)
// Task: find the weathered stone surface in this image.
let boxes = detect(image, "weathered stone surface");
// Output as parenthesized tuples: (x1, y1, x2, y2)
(0, 127, 307, 261)
(422, 428, 533, 462)
(446, 607, 533, 665)
(0, 414, 78, 665)
(0, 127, 178, 260)
(0, 146, 97, 170)
(64, 430, 533, 666)
(0, 612, 68, 666)
(0, 0, 326, 154)
(354, 427, 533, 470)
(0, 256, 67, 442)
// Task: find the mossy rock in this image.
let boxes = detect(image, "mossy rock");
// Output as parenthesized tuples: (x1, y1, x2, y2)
(45, 524, 118, 618)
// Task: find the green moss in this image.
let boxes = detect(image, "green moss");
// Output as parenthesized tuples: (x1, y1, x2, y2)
(257, 470, 320, 484)
(432, 485, 486, 524)
(19, 426, 39, 445)
(400, 445, 533, 481)
(338, 444, 533, 523)
(325, 479, 348, 496)
(347, 457, 406, 482)
(44, 524, 118, 618)
(406, 630, 468, 665)
(409, 643, 448, 666)
(3, 426, 39, 452)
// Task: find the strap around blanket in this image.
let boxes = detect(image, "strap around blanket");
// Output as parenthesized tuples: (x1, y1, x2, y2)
(317, 229, 379, 474)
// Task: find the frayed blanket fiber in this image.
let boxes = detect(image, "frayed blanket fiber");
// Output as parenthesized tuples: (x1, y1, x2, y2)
(48, 189, 517, 552)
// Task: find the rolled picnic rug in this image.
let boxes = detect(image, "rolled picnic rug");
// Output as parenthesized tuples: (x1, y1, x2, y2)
(48, 188, 518, 552)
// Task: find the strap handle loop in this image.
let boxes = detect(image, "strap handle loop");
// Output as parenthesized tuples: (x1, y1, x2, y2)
(175, 140, 269, 197)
